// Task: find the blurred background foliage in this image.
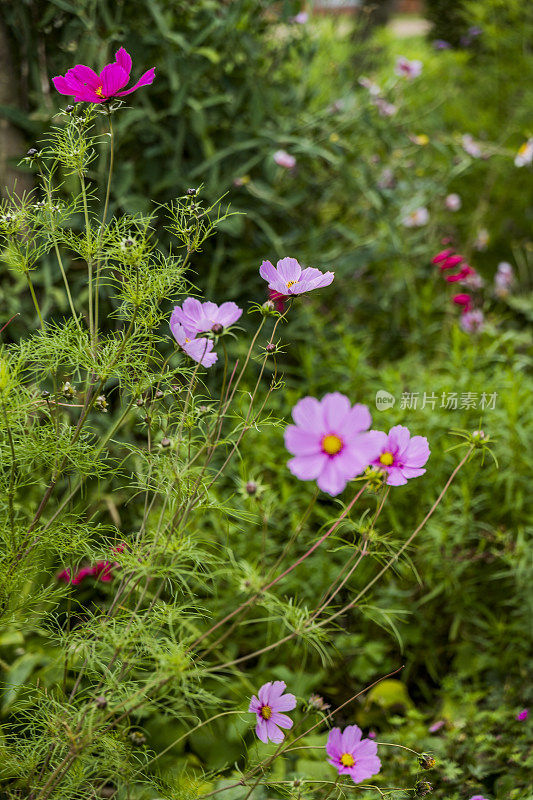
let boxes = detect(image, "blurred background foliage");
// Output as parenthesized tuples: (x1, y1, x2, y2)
(0, 1, 532, 798)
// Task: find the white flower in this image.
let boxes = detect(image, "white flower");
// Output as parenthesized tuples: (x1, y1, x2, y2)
(402, 207, 429, 227)
(514, 138, 533, 167)
(445, 193, 462, 211)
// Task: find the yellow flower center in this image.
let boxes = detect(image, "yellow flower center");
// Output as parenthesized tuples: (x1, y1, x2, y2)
(518, 142, 529, 156)
(340, 753, 355, 767)
(322, 434, 343, 455)
(379, 451, 394, 466)
(287, 280, 297, 288)
(260, 705, 272, 720)
(95, 86, 105, 98)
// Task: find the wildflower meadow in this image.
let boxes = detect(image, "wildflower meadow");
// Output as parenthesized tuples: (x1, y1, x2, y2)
(0, 2, 531, 800)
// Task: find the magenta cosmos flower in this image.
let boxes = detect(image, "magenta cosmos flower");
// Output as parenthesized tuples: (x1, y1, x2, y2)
(52, 47, 155, 103)
(249, 681, 296, 744)
(516, 708, 529, 721)
(326, 725, 381, 784)
(469, 796, 489, 800)
(169, 316, 217, 368)
(171, 298, 242, 336)
(368, 425, 430, 486)
(284, 394, 380, 496)
(260, 257, 334, 300)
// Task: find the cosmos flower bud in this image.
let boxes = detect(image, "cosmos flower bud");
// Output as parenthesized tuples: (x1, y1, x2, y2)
(129, 731, 146, 746)
(211, 323, 223, 335)
(187, 188, 197, 195)
(62, 381, 76, 399)
(95, 395, 108, 412)
(161, 437, 171, 448)
(265, 343, 276, 353)
(95, 695, 107, 709)
(245, 481, 258, 495)
(415, 781, 433, 797)
(27, 148, 38, 157)
(65, 104, 75, 113)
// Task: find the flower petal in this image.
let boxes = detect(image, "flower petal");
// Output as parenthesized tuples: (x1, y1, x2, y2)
(291, 396, 325, 431)
(387, 424, 411, 455)
(317, 458, 347, 496)
(321, 392, 351, 430)
(116, 67, 156, 96)
(115, 47, 132, 76)
(287, 453, 327, 482)
(270, 712, 294, 730)
(341, 725, 362, 752)
(100, 63, 129, 97)
(275, 257, 302, 283)
(403, 435, 430, 468)
(284, 426, 322, 456)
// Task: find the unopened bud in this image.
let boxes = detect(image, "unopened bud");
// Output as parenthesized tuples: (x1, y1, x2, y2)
(95, 395, 108, 412)
(418, 753, 436, 770)
(415, 781, 433, 797)
(95, 695, 107, 709)
(211, 323, 223, 335)
(136, 398, 144, 407)
(65, 104, 75, 113)
(61, 381, 76, 399)
(265, 343, 276, 353)
(187, 188, 197, 195)
(129, 730, 146, 745)
(161, 437, 171, 448)
(41, 390, 51, 399)
(245, 481, 257, 495)
(27, 148, 38, 157)
(155, 389, 164, 399)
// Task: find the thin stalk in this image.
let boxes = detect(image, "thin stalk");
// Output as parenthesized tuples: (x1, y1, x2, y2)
(25, 272, 43, 327)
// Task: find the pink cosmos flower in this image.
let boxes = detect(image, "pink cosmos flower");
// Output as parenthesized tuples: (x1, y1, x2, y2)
(428, 720, 445, 733)
(171, 298, 242, 337)
(284, 393, 380, 496)
(292, 11, 309, 24)
(402, 207, 429, 227)
(367, 425, 430, 486)
(326, 725, 381, 784)
(460, 309, 484, 333)
(453, 293, 472, 312)
(432, 251, 464, 271)
(462, 134, 482, 158)
(374, 98, 398, 117)
(260, 257, 334, 302)
(395, 56, 423, 79)
(469, 796, 489, 800)
(494, 262, 514, 296)
(445, 193, 462, 211)
(516, 708, 529, 721)
(249, 681, 296, 744)
(58, 544, 125, 586)
(52, 47, 155, 104)
(359, 76, 381, 97)
(273, 150, 296, 170)
(169, 318, 217, 368)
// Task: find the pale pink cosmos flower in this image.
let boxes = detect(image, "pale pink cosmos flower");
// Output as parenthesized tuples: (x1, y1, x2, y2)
(368, 425, 430, 486)
(460, 309, 484, 333)
(273, 150, 296, 169)
(374, 98, 398, 117)
(516, 708, 529, 721)
(284, 393, 380, 496)
(445, 193, 462, 211)
(462, 134, 482, 158)
(359, 76, 381, 97)
(249, 681, 296, 744)
(171, 298, 242, 337)
(494, 261, 514, 296)
(326, 725, 381, 784)
(52, 47, 155, 103)
(292, 11, 309, 24)
(402, 207, 429, 227)
(474, 228, 490, 251)
(169, 318, 217, 368)
(260, 257, 334, 300)
(395, 56, 423, 79)
(428, 720, 445, 733)
(514, 139, 533, 167)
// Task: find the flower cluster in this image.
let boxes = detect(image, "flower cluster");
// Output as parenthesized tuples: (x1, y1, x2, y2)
(285, 394, 429, 496)
(432, 249, 484, 332)
(249, 682, 381, 784)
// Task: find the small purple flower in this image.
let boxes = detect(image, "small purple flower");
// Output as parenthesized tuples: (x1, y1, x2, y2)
(373, 98, 397, 117)
(395, 56, 422, 80)
(433, 39, 451, 50)
(273, 150, 296, 170)
(326, 725, 381, 784)
(260, 257, 334, 298)
(516, 708, 529, 721)
(292, 11, 309, 24)
(462, 134, 482, 158)
(284, 393, 380, 496)
(169, 318, 217, 368)
(428, 720, 445, 733)
(171, 298, 242, 337)
(368, 425, 430, 487)
(52, 47, 155, 103)
(249, 681, 296, 744)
